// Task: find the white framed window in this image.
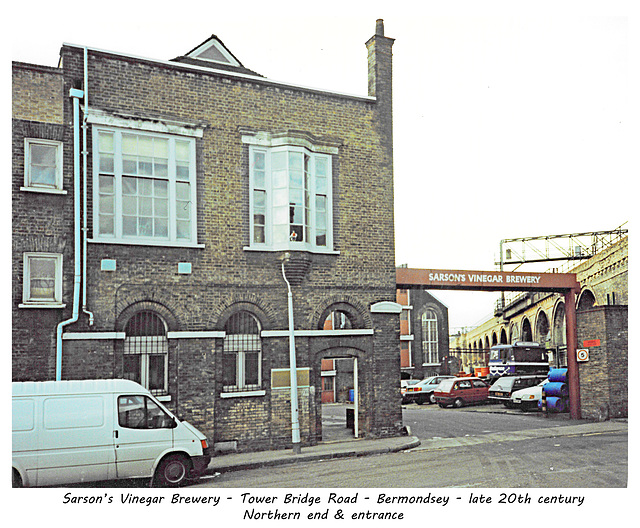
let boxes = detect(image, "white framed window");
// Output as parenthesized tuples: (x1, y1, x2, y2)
(248, 145, 333, 253)
(21, 253, 63, 307)
(23, 139, 64, 193)
(223, 312, 262, 392)
(124, 311, 169, 395)
(92, 127, 197, 246)
(421, 309, 439, 365)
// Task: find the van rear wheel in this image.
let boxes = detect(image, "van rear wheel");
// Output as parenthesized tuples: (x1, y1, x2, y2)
(155, 454, 192, 487)
(12, 468, 23, 488)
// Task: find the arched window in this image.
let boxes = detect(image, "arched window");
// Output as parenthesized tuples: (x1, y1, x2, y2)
(124, 311, 168, 395)
(421, 309, 438, 364)
(223, 311, 262, 391)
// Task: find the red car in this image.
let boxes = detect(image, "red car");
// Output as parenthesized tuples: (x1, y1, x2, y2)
(433, 377, 490, 408)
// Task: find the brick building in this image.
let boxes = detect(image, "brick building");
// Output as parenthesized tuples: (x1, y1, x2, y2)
(12, 20, 404, 451)
(396, 287, 450, 380)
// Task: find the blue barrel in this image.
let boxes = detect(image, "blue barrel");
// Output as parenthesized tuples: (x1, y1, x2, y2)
(546, 396, 567, 413)
(348, 389, 354, 402)
(548, 368, 568, 383)
(544, 382, 569, 398)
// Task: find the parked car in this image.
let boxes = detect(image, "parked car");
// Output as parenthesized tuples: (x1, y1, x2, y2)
(510, 379, 549, 410)
(433, 377, 490, 408)
(488, 375, 549, 407)
(404, 375, 455, 405)
(401, 379, 420, 403)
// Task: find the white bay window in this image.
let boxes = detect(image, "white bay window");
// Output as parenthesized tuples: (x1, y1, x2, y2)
(248, 144, 333, 252)
(92, 127, 197, 246)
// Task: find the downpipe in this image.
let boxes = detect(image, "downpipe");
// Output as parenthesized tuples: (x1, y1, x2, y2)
(281, 257, 301, 454)
(56, 88, 84, 380)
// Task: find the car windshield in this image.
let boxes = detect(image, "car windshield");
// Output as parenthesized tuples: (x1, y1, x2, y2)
(491, 377, 515, 390)
(417, 377, 436, 387)
(437, 380, 455, 391)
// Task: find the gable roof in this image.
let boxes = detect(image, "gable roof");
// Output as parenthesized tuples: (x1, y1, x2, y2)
(171, 34, 262, 76)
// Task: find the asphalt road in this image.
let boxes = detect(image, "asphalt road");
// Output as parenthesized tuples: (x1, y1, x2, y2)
(194, 428, 627, 488)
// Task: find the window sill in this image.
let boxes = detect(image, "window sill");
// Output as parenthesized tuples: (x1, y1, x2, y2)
(220, 390, 266, 399)
(20, 186, 67, 195)
(88, 238, 205, 249)
(243, 246, 339, 255)
(19, 303, 66, 309)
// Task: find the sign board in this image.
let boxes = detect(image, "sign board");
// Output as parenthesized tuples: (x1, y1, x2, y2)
(576, 349, 589, 362)
(396, 268, 580, 292)
(583, 339, 601, 348)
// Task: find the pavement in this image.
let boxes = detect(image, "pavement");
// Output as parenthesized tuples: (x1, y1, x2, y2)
(203, 418, 628, 476)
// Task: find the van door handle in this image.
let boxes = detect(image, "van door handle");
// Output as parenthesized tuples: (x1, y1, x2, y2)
(114, 430, 118, 439)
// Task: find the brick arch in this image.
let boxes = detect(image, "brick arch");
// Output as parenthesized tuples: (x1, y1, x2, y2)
(309, 294, 372, 330)
(115, 300, 180, 332)
(114, 287, 182, 331)
(210, 294, 277, 331)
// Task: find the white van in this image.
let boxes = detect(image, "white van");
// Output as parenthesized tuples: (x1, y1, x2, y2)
(12, 379, 211, 488)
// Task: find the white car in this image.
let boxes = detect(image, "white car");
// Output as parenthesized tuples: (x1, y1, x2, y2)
(510, 379, 549, 410)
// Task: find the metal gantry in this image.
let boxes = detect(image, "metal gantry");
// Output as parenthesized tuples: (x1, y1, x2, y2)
(496, 223, 628, 269)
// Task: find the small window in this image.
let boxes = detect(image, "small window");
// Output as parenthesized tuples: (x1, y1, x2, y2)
(24, 139, 64, 192)
(22, 253, 63, 306)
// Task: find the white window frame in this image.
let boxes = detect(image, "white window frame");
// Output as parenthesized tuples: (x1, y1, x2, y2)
(422, 309, 439, 365)
(124, 336, 169, 395)
(247, 144, 335, 254)
(21, 253, 64, 308)
(22, 139, 65, 194)
(91, 126, 199, 247)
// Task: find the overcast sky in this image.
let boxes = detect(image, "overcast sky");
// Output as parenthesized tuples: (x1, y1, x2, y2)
(8, 0, 634, 331)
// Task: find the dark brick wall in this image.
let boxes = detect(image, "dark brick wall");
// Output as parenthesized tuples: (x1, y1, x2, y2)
(577, 305, 628, 419)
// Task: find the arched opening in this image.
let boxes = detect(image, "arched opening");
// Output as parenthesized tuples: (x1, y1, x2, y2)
(124, 311, 169, 396)
(223, 311, 262, 392)
(552, 303, 567, 367)
(500, 328, 508, 344)
(577, 289, 596, 311)
(521, 317, 533, 342)
(536, 311, 550, 346)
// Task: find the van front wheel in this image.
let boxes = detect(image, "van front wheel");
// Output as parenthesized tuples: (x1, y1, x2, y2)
(155, 454, 192, 487)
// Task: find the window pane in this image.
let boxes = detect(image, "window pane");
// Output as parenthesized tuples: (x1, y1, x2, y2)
(175, 140, 190, 161)
(31, 144, 56, 165)
(99, 132, 114, 153)
(99, 195, 114, 214)
(99, 215, 114, 235)
(223, 355, 237, 387)
(123, 196, 137, 215)
(155, 197, 168, 216)
(123, 356, 141, 384)
(176, 220, 191, 240)
(99, 154, 114, 173)
(155, 179, 168, 197)
(99, 175, 114, 194)
(155, 218, 169, 238)
(122, 134, 137, 155)
(176, 182, 190, 201)
(139, 197, 153, 216)
(31, 166, 56, 186)
(254, 190, 265, 208)
(245, 352, 259, 386)
(123, 216, 137, 236)
(123, 177, 136, 195)
(254, 226, 265, 243)
(148, 355, 165, 391)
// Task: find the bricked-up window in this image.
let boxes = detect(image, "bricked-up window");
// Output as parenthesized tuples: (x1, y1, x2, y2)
(93, 128, 196, 245)
(124, 311, 169, 395)
(421, 309, 439, 364)
(249, 146, 332, 252)
(24, 138, 64, 191)
(223, 312, 262, 392)
(21, 253, 63, 306)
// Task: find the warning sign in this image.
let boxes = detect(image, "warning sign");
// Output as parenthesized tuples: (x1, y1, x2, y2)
(577, 349, 589, 362)
(583, 339, 601, 348)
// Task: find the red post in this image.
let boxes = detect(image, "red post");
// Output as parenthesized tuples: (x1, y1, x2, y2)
(564, 289, 581, 419)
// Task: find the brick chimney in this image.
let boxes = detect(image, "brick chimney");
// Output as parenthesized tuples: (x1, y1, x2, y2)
(366, 19, 395, 188)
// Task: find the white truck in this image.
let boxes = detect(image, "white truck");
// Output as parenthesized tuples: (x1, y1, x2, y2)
(12, 379, 211, 487)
